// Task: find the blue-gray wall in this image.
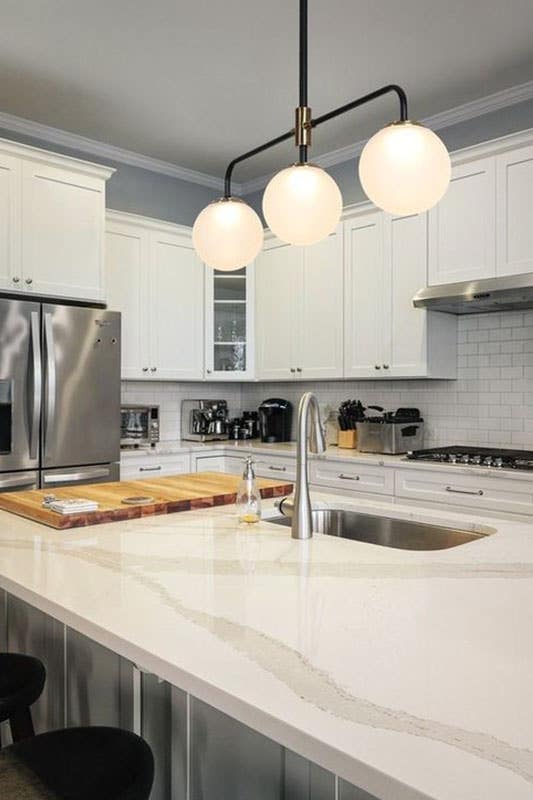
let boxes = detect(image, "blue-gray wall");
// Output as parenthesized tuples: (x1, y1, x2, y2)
(0, 127, 219, 227)
(243, 98, 533, 217)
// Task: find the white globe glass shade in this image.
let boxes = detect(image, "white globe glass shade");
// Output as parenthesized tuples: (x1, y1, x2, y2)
(192, 198, 264, 271)
(262, 164, 342, 245)
(359, 122, 451, 215)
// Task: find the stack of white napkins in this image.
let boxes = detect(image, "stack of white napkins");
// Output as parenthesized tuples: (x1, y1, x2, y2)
(47, 498, 99, 515)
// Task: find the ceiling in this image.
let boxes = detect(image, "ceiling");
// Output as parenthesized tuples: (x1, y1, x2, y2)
(1, 0, 533, 181)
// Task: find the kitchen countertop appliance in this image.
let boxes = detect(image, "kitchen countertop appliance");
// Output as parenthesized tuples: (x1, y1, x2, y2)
(406, 446, 533, 470)
(120, 405, 160, 449)
(0, 299, 121, 493)
(258, 398, 292, 443)
(181, 400, 229, 442)
(357, 407, 424, 454)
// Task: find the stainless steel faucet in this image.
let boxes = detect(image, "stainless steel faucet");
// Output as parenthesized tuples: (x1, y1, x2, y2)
(290, 392, 326, 540)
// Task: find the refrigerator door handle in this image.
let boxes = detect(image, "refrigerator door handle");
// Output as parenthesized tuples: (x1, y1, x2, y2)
(43, 467, 112, 485)
(43, 312, 57, 458)
(29, 311, 42, 460)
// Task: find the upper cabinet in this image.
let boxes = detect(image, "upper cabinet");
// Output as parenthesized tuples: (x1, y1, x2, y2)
(205, 265, 255, 381)
(255, 228, 343, 381)
(428, 134, 533, 286)
(344, 206, 456, 379)
(496, 144, 533, 276)
(106, 211, 204, 381)
(0, 139, 113, 301)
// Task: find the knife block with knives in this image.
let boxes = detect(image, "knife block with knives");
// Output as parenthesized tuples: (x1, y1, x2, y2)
(337, 400, 366, 449)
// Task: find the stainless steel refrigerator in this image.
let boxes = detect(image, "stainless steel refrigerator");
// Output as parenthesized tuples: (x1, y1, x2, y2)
(0, 298, 120, 492)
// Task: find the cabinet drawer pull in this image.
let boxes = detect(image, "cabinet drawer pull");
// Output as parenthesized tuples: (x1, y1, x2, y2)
(268, 465, 287, 472)
(290, 368, 296, 373)
(12, 276, 20, 284)
(338, 473, 360, 481)
(142, 367, 149, 373)
(383, 364, 389, 369)
(139, 465, 162, 472)
(296, 367, 302, 373)
(150, 367, 157, 372)
(374, 364, 381, 370)
(445, 485, 483, 496)
(25, 278, 33, 285)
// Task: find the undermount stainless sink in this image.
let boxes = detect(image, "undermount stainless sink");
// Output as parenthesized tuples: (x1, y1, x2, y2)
(268, 508, 487, 550)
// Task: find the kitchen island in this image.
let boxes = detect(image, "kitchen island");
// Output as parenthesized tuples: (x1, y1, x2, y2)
(0, 491, 532, 800)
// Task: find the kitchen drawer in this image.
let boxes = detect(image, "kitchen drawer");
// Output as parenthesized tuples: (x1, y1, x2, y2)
(194, 455, 246, 474)
(309, 460, 394, 496)
(394, 468, 533, 516)
(253, 454, 297, 482)
(120, 453, 191, 480)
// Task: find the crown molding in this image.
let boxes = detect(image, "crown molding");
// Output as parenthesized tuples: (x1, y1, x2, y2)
(0, 110, 226, 191)
(239, 79, 533, 195)
(0, 79, 532, 197)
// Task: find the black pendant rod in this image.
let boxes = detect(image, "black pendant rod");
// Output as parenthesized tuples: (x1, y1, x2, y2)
(222, 0, 409, 198)
(299, 0, 308, 164)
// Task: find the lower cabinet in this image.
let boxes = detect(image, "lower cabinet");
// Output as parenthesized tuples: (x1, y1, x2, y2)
(310, 460, 394, 497)
(193, 453, 246, 474)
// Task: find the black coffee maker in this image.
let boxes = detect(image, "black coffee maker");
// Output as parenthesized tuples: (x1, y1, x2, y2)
(258, 399, 293, 443)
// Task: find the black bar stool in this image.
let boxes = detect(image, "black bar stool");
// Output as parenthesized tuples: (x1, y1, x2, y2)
(0, 653, 46, 745)
(0, 726, 154, 800)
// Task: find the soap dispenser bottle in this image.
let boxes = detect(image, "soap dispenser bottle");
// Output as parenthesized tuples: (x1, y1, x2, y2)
(236, 456, 262, 523)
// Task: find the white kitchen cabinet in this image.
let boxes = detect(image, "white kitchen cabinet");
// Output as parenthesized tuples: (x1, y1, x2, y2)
(496, 144, 533, 276)
(0, 139, 112, 301)
(0, 152, 21, 292)
(150, 227, 204, 380)
(344, 206, 456, 379)
(428, 156, 496, 286)
(205, 265, 255, 380)
(255, 229, 343, 381)
(105, 217, 150, 379)
(344, 209, 384, 377)
(310, 459, 394, 496)
(106, 211, 204, 381)
(194, 453, 246, 474)
(21, 159, 108, 301)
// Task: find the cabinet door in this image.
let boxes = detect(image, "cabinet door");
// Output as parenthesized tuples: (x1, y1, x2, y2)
(149, 229, 204, 380)
(205, 265, 255, 380)
(344, 209, 384, 378)
(384, 213, 428, 377)
(21, 160, 105, 300)
(428, 156, 496, 285)
(496, 145, 533, 276)
(255, 239, 302, 380)
(106, 221, 151, 379)
(0, 153, 21, 292)
(299, 228, 343, 379)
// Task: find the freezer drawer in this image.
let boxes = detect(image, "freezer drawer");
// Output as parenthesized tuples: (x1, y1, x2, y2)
(0, 471, 39, 492)
(41, 463, 119, 488)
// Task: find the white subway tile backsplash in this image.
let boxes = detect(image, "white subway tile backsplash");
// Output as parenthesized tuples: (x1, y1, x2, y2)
(121, 310, 533, 449)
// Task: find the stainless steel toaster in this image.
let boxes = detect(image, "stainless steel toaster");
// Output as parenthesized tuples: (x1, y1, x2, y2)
(357, 408, 424, 454)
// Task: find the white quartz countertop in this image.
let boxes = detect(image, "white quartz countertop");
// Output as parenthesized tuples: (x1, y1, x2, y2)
(0, 494, 532, 800)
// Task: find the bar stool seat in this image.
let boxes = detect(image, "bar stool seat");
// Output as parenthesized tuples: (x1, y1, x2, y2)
(0, 726, 154, 800)
(0, 653, 46, 743)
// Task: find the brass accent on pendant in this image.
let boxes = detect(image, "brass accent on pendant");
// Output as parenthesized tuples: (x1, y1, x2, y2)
(295, 106, 312, 147)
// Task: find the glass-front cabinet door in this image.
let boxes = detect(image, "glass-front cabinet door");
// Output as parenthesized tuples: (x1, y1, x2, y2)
(205, 265, 255, 380)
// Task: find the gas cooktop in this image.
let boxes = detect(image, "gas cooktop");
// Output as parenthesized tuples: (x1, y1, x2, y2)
(405, 446, 533, 470)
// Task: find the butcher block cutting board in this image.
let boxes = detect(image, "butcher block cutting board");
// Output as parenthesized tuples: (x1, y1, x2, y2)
(0, 472, 293, 530)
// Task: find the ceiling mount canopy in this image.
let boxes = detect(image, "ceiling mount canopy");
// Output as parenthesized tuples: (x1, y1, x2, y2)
(193, 0, 451, 271)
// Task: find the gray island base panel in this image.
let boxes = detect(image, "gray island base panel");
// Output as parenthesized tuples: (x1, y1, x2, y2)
(0, 594, 373, 800)
(0, 493, 532, 800)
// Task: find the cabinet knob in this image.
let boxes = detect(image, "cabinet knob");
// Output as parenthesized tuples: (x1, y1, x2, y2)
(374, 364, 381, 370)
(150, 367, 157, 372)
(25, 278, 33, 285)
(383, 364, 389, 370)
(290, 368, 296, 374)
(206, 369, 212, 374)
(12, 276, 20, 284)
(142, 367, 149, 373)
(296, 367, 302, 373)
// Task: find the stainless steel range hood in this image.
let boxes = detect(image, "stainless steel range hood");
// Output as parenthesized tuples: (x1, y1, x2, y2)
(413, 273, 533, 314)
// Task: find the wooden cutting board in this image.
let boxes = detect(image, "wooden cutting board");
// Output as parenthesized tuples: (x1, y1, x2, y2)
(0, 472, 293, 530)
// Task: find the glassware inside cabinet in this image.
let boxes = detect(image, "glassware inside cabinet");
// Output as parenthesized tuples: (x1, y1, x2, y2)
(210, 267, 250, 375)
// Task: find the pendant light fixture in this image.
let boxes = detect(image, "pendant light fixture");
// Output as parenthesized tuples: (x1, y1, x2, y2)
(193, 0, 451, 270)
